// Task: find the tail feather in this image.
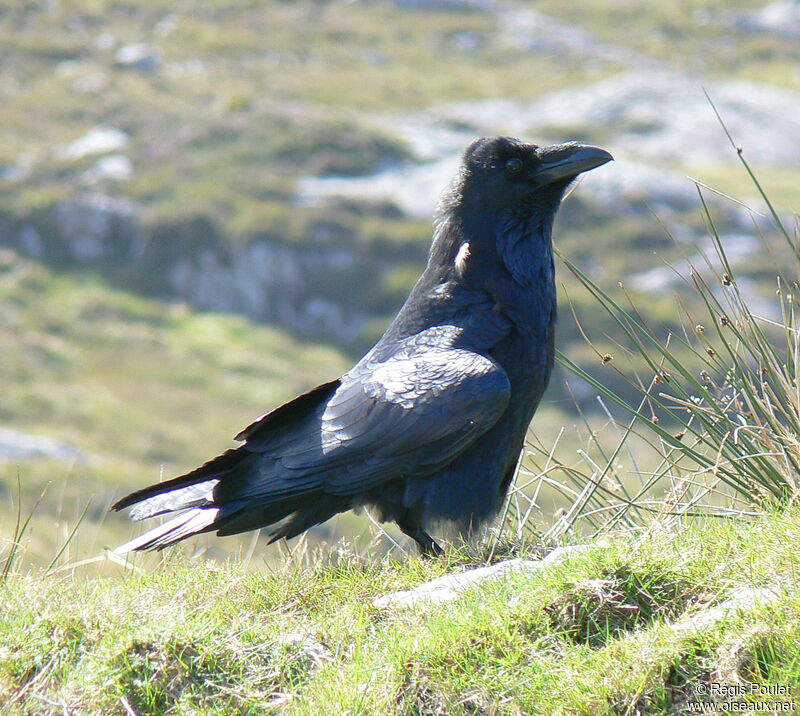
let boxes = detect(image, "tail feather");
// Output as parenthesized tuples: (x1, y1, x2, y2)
(128, 479, 219, 521)
(111, 448, 249, 513)
(113, 377, 348, 552)
(112, 448, 334, 552)
(114, 507, 221, 553)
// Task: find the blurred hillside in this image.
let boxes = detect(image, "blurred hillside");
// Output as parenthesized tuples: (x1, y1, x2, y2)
(1, 0, 799, 563)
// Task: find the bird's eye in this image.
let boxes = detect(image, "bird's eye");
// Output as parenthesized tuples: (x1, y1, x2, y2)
(505, 157, 523, 177)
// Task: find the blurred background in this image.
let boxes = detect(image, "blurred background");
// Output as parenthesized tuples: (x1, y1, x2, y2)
(2, 0, 799, 568)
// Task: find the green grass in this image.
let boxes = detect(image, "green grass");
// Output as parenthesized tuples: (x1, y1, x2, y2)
(684, 164, 800, 214)
(1, 507, 799, 714)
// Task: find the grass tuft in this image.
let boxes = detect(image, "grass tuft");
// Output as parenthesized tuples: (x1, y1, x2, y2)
(545, 562, 691, 648)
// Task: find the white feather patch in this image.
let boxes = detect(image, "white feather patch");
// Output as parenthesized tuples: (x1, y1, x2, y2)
(454, 241, 470, 275)
(114, 507, 219, 553)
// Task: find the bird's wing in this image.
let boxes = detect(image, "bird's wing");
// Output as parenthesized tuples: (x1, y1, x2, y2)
(220, 335, 510, 500)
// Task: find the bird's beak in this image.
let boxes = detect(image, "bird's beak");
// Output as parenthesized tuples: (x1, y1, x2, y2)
(533, 143, 613, 185)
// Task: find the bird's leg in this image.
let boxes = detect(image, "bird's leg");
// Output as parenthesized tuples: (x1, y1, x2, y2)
(397, 516, 443, 557)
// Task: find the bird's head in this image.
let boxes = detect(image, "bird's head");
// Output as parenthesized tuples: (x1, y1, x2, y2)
(443, 136, 612, 220)
(425, 136, 613, 297)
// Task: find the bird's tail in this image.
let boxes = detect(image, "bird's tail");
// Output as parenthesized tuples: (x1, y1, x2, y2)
(112, 379, 348, 553)
(111, 447, 251, 553)
(112, 446, 347, 553)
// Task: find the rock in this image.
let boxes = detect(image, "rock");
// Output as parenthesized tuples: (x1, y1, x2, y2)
(630, 233, 760, 293)
(94, 32, 116, 51)
(733, 1, 800, 37)
(19, 225, 43, 259)
(373, 546, 589, 608)
(58, 127, 129, 161)
(85, 154, 133, 182)
(0, 427, 85, 463)
(73, 72, 110, 95)
(497, 5, 651, 67)
(165, 239, 370, 343)
(116, 43, 161, 71)
(393, 0, 491, 11)
(672, 583, 787, 634)
(54, 193, 142, 264)
(525, 70, 800, 167)
(297, 157, 456, 220)
(154, 14, 178, 38)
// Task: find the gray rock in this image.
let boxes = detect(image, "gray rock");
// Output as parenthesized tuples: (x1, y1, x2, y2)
(672, 583, 787, 633)
(166, 239, 370, 343)
(526, 70, 800, 167)
(116, 43, 161, 71)
(19, 225, 43, 259)
(373, 546, 589, 608)
(72, 72, 110, 95)
(85, 155, 133, 183)
(0, 427, 85, 463)
(94, 32, 117, 51)
(393, 0, 491, 11)
(154, 14, 179, 38)
(630, 233, 760, 293)
(58, 127, 129, 161)
(496, 4, 652, 67)
(54, 193, 142, 264)
(733, 1, 800, 37)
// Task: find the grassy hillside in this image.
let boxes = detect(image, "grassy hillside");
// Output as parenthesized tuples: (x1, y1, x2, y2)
(2, 507, 799, 714)
(0, 0, 596, 225)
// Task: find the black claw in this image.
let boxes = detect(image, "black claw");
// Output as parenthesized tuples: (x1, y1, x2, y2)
(421, 534, 444, 558)
(398, 521, 443, 558)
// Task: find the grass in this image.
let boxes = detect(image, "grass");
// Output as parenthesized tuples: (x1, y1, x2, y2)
(1, 507, 799, 714)
(550, 146, 800, 527)
(0, 0, 608, 219)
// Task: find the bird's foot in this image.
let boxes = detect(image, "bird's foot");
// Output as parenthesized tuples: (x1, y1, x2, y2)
(420, 536, 444, 558)
(399, 523, 443, 558)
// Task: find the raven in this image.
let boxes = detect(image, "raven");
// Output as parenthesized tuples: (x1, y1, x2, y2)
(113, 137, 612, 556)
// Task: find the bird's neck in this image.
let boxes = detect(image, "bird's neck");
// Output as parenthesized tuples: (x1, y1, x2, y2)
(387, 209, 557, 343)
(487, 210, 558, 338)
(494, 210, 555, 288)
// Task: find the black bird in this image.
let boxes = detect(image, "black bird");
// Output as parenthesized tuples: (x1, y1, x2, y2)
(113, 137, 612, 556)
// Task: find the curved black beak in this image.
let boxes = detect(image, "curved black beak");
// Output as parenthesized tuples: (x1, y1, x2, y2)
(534, 143, 613, 185)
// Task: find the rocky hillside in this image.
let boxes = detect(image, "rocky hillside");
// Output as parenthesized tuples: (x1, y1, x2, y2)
(3, 0, 798, 349)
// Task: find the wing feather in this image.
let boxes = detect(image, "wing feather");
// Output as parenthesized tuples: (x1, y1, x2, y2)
(220, 330, 510, 501)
